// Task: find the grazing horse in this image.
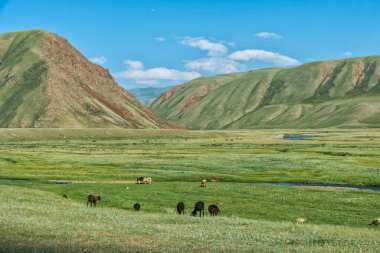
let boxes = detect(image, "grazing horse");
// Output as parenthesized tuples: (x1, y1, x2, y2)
(192, 201, 205, 217)
(136, 177, 144, 184)
(62, 194, 68, 199)
(134, 203, 141, 211)
(208, 204, 220, 216)
(87, 195, 101, 207)
(177, 202, 185, 215)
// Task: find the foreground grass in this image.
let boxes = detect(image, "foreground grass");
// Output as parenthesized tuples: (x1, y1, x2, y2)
(1, 185, 380, 253)
(1, 181, 379, 228)
(1, 129, 380, 252)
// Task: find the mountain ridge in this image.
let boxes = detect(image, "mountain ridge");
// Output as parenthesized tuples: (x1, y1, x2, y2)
(0, 29, 176, 129)
(150, 56, 380, 129)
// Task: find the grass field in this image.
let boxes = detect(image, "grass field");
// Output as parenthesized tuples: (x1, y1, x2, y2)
(0, 128, 380, 252)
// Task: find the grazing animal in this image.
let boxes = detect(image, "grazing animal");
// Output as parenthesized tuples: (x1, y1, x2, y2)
(177, 202, 185, 215)
(208, 204, 220, 216)
(87, 195, 101, 207)
(137, 177, 152, 184)
(134, 203, 141, 211)
(201, 179, 207, 188)
(295, 218, 306, 224)
(369, 218, 380, 225)
(62, 194, 68, 199)
(192, 201, 205, 217)
(143, 177, 152, 184)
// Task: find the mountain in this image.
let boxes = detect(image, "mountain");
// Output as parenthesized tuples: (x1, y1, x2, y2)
(0, 30, 176, 128)
(150, 56, 380, 129)
(128, 86, 173, 107)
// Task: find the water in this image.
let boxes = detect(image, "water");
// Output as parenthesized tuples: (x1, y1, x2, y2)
(282, 135, 314, 140)
(254, 182, 380, 192)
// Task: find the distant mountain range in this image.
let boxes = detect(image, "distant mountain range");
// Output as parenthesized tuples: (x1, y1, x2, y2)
(129, 86, 173, 107)
(150, 56, 380, 129)
(0, 30, 175, 128)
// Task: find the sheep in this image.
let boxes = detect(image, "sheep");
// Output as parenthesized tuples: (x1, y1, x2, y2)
(143, 177, 152, 184)
(137, 177, 152, 184)
(87, 195, 101, 207)
(177, 202, 185, 215)
(295, 218, 306, 224)
(369, 218, 380, 225)
(201, 179, 207, 188)
(208, 204, 220, 216)
(133, 203, 141, 211)
(192, 201, 205, 217)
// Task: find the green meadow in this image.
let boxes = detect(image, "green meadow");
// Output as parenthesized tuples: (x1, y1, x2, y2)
(0, 128, 380, 252)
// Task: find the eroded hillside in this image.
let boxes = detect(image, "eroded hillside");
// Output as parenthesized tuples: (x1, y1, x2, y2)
(0, 30, 176, 129)
(150, 57, 380, 129)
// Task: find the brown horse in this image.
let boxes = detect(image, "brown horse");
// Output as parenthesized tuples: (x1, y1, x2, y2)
(208, 204, 220, 216)
(87, 195, 101, 207)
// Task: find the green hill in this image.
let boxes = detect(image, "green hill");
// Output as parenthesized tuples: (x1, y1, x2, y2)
(0, 30, 175, 129)
(150, 57, 380, 129)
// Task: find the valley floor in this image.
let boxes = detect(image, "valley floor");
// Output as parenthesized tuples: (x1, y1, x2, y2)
(0, 129, 379, 252)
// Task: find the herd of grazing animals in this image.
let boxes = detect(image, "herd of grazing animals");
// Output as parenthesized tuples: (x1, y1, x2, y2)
(65, 179, 379, 224)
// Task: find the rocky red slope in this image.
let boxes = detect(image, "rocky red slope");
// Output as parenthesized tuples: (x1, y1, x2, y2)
(0, 30, 176, 128)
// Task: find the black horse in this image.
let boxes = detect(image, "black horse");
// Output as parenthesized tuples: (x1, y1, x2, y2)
(192, 201, 204, 217)
(177, 202, 185, 215)
(134, 203, 141, 211)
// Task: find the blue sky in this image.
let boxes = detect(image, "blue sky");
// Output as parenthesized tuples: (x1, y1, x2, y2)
(1, 0, 380, 89)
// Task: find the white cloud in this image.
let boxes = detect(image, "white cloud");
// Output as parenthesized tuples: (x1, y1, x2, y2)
(123, 60, 144, 69)
(117, 67, 200, 81)
(179, 36, 228, 57)
(136, 80, 159, 85)
(90, 56, 107, 65)
(344, 52, 352, 57)
(185, 57, 239, 74)
(255, 32, 282, 39)
(154, 37, 166, 42)
(228, 49, 300, 66)
(114, 59, 201, 85)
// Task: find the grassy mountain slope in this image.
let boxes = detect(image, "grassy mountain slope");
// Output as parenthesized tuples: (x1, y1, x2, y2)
(0, 30, 175, 129)
(150, 57, 380, 129)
